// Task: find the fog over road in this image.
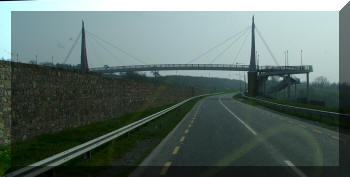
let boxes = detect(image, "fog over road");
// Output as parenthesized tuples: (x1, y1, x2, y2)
(130, 93, 339, 177)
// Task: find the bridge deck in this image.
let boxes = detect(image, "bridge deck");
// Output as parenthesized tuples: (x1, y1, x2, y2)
(90, 64, 312, 76)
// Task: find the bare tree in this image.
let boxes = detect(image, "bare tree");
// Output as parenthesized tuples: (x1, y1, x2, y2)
(313, 76, 330, 88)
(29, 60, 36, 64)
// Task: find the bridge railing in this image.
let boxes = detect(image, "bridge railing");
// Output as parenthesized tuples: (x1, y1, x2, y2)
(90, 64, 312, 71)
(90, 64, 252, 71)
(90, 64, 252, 70)
(258, 65, 313, 72)
(90, 64, 312, 74)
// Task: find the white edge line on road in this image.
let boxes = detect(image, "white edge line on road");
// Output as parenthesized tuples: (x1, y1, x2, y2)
(219, 98, 257, 136)
(284, 160, 308, 177)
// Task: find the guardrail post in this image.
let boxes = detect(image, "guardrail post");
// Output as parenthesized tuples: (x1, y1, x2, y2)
(50, 168, 55, 177)
(85, 150, 92, 161)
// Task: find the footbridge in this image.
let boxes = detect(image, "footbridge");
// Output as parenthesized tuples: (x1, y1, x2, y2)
(70, 16, 313, 98)
(90, 64, 312, 75)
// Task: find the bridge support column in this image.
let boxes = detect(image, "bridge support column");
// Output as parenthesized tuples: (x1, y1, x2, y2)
(306, 73, 309, 102)
(80, 21, 89, 72)
(263, 77, 267, 96)
(257, 76, 267, 96)
(287, 74, 291, 100)
(248, 71, 258, 96)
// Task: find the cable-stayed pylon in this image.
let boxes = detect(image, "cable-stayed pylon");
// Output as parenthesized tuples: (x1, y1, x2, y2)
(81, 20, 89, 72)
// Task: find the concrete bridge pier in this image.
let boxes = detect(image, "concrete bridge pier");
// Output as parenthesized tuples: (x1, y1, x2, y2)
(287, 74, 291, 99)
(257, 75, 268, 96)
(306, 72, 309, 102)
(247, 16, 258, 97)
(248, 71, 258, 96)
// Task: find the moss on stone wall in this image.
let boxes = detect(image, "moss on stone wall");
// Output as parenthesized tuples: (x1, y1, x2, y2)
(0, 61, 207, 145)
(0, 61, 11, 145)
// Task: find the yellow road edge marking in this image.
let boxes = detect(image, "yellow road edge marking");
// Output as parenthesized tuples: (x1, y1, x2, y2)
(172, 146, 180, 155)
(185, 129, 189, 134)
(160, 162, 172, 175)
(193, 101, 202, 118)
(180, 136, 185, 142)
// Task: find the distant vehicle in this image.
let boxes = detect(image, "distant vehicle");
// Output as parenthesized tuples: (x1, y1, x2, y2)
(104, 65, 109, 70)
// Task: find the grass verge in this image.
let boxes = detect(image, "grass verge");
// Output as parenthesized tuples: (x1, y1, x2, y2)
(233, 94, 340, 128)
(5, 96, 205, 177)
(0, 145, 10, 176)
(255, 96, 339, 113)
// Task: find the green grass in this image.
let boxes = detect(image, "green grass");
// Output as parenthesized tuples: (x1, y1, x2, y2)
(272, 84, 339, 108)
(255, 95, 339, 113)
(6, 103, 174, 173)
(234, 94, 340, 128)
(0, 145, 10, 176)
(10, 104, 174, 167)
(5, 96, 205, 177)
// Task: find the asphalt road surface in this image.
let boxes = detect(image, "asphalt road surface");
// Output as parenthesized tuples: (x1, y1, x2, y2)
(129, 93, 340, 177)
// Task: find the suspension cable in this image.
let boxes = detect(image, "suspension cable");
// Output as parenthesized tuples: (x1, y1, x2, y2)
(186, 25, 251, 64)
(232, 30, 249, 64)
(86, 30, 148, 65)
(255, 26, 280, 66)
(89, 35, 126, 66)
(63, 31, 82, 64)
(209, 28, 249, 64)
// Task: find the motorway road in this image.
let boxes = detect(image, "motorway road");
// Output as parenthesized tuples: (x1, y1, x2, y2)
(129, 93, 340, 177)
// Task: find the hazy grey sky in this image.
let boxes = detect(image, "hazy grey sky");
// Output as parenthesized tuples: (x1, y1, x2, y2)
(12, 11, 338, 82)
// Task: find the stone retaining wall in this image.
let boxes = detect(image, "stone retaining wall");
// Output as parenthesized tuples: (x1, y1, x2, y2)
(0, 61, 208, 145)
(0, 61, 11, 145)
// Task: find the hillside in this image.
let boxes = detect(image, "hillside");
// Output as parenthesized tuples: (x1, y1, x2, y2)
(157, 75, 243, 90)
(110, 72, 244, 91)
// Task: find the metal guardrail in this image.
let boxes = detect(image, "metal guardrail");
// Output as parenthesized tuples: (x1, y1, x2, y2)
(240, 94, 350, 119)
(4, 93, 216, 177)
